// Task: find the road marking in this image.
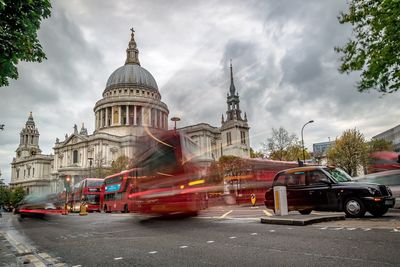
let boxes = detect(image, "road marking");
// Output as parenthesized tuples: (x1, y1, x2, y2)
(72, 265, 82, 267)
(250, 233, 258, 235)
(319, 227, 328, 230)
(180, 246, 188, 248)
(269, 230, 275, 233)
(347, 228, 356, 231)
(363, 228, 371, 231)
(114, 257, 123, 260)
(332, 227, 343, 231)
(393, 228, 399, 232)
(229, 236, 236, 239)
(287, 227, 293, 230)
(148, 251, 158, 254)
(220, 210, 233, 218)
(206, 240, 215, 244)
(263, 210, 273, 216)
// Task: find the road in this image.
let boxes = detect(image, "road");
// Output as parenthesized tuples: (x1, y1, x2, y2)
(2, 207, 400, 267)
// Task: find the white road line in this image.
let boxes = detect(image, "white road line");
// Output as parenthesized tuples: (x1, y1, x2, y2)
(72, 265, 82, 267)
(269, 230, 275, 233)
(332, 227, 343, 231)
(180, 246, 188, 248)
(393, 228, 399, 232)
(250, 233, 258, 235)
(319, 227, 328, 230)
(347, 228, 356, 231)
(263, 210, 273, 216)
(229, 236, 236, 239)
(220, 210, 233, 218)
(114, 257, 123, 260)
(363, 228, 371, 231)
(287, 227, 293, 230)
(148, 251, 158, 254)
(206, 240, 215, 244)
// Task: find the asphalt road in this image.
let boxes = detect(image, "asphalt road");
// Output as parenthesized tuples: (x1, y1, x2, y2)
(6, 208, 400, 267)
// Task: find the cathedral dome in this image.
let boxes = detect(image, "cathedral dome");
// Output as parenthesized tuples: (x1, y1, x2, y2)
(105, 64, 158, 92)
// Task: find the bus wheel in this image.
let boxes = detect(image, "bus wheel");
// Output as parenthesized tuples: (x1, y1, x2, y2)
(103, 205, 108, 213)
(123, 204, 128, 213)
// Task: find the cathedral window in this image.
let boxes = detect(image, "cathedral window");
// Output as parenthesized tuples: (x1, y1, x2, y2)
(73, 150, 78, 164)
(28, 168, 30, 176)
(227, 132, 232, 146)
(113, 108, 119, 124)
(241, 131, 246, 145)
(136, 90, 139, 94)
(17, 169, 19, 178)
(33, 168, 35, 177)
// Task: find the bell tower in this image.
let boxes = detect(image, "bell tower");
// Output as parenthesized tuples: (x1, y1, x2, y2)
(220, 62, 250, 158)
(16, 112, 42, 159)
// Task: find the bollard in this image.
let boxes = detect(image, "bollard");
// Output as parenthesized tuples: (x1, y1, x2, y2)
(250, 193, 256, 206)
(79, 203, 88, 216)
(273, 186, 288, 216)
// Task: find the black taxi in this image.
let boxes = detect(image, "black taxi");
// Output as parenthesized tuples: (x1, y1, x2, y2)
(264, 166, 395, 217)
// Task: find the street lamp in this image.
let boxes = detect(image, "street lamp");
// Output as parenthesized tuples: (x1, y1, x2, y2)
(88, 157, 93, 178)
(301, 120, 314, 163)
(170, 117, 181, 131)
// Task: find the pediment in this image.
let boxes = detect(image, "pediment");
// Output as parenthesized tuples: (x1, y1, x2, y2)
(63, 134, 88, 146)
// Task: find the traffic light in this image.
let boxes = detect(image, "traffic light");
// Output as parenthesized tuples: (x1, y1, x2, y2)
(64, 176, 72, 193)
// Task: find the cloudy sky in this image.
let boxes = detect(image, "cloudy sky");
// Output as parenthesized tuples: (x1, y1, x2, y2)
(1, 0, 399, 184)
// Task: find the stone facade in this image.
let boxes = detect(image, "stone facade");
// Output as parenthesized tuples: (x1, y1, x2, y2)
(373, 124, 400, 152)
(10, 113, 55, 194)
(10, 30, 251, 194)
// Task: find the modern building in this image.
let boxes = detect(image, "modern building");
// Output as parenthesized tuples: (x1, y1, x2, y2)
(10, 30, 251, 194)
(10, 113, 55, 194)
(373, 124, 400, 152)
(312, 141, 334, 165)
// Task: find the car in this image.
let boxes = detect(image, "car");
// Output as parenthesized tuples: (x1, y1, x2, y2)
(264, 166, 395, 218)
(14, 194, 64, 218)
(354, 169, 400, 209)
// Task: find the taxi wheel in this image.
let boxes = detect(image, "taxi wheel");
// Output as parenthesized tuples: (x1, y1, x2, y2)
(369, 207, 389, 217)
(344, 197, 366, 218)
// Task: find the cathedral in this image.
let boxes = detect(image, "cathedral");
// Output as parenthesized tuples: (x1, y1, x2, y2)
(10, 30, 250, 194)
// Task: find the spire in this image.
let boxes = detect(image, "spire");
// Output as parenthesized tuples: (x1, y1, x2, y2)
(221, 114, 224, 124)
(26, 111, 35, 127)
(229, 59, 236, 96)
(125, 28, 140, 65)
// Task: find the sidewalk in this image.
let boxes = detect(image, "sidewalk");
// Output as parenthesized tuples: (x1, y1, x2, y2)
(0, 213, 19, 267)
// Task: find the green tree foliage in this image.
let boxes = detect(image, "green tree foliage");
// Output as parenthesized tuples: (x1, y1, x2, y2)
(206, 161, 223, 184)
(10, 186, 26, 206)
(250, 147, 264, 158)
(0, 0, 52, 86)
(368, 138, 394, 153)
(264, 127, 311, 161)
(110, 155, 134, 174)
(0, 185, 11, 207)
(335, 0, 400, 94)
(218, 155, 250, 177)
(327, 129, 368, 176)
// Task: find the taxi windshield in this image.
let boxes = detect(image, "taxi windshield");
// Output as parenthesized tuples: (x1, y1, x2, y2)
(324, 167, 352, 182)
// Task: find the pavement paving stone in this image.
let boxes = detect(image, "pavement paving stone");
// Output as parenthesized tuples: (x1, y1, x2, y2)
(0, 232, 18, 267)
(260, 213, 346, 226)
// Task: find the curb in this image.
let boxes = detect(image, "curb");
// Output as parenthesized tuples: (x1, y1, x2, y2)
(260, 214, 346, 226)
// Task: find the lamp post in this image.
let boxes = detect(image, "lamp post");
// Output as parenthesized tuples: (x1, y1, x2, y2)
(88, 157, 93, 178)
(301, 120, 314, 163)
(170, 117, 181, 131)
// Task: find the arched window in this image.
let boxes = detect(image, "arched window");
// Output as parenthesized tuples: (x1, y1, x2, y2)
(73, 150, 78, 163)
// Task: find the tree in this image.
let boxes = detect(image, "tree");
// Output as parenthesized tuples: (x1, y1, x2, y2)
(250, 147, 264, 158)
(10, 186, 26, 206)
(0, 0, 52, 87)
(335, 0, 400, 94)
(218, 155, 250, 177)
(263, 127, 311, 161)
(368, 138, 394, 153)
(110, 155, 134, 174)
(327, 129, 368, 176)
(0, 185, 11, 207)
(263, 127, 296, 160)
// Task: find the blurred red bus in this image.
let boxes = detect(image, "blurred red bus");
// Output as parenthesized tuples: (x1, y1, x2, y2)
(369, 151, 400, 173)
(128, 130, 209, 216)
(224, 158, 300, 205)
(70, 178, 104, 212)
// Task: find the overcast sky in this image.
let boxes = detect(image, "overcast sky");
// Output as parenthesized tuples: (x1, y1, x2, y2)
(1, 0, 399, 184)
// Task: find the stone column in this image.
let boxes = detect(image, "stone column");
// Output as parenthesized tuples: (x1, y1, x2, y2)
(126, 105, 129, 125)
(134, 105, 137, 126)
(105, 108, 109, 127)
(119, 106, 122, 125)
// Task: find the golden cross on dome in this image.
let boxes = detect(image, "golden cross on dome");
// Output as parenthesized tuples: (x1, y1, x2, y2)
(130, 28, 135, 33)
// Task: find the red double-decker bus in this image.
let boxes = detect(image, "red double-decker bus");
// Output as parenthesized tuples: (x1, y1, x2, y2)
(127, 130, 209, 216)
(103, 169, 135, 213)
(69, 178, 104, 212)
